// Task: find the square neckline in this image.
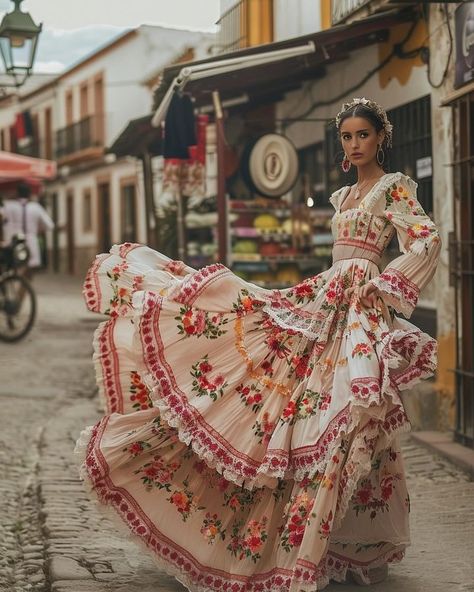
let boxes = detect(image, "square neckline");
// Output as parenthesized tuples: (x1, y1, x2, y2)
(337, 173, 390, 214)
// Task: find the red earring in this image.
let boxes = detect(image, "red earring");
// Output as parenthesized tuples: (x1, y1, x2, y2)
(342, 155, 351, 173)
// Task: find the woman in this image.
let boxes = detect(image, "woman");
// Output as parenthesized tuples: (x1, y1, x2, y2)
(76, 98, 441, 590)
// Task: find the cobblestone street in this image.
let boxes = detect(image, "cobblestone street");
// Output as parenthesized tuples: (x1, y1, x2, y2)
(0, 273, 473, 592)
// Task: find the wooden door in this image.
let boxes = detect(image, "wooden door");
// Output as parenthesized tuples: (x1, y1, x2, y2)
(451, 91, 474, 448)
(94, 74, 104, 145)
(45, 107, 52, 160)
(66, 190, 75, 274)
(97, 181, 111, 253)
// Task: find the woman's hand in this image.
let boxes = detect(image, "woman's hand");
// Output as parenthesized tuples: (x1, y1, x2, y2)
(344, 282, 380, 309)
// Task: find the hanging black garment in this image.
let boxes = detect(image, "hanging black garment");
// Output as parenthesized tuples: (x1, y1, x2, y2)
(23, 111, 34, 137)
(163, 93, 196, 159)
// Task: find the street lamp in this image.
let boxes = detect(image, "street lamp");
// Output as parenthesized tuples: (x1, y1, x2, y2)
(0, 0, 42, 88)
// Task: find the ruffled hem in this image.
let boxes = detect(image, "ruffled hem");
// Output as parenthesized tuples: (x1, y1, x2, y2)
(370, 269, 419, 318)
(380, 327, 437, 391)
(134, 289, 416, 489)
(74, 423, 406, 592)
(82, 243, 437, 495)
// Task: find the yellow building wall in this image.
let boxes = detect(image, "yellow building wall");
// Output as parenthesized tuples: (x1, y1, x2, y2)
(436, 332, 457, 429)
(320, 0, 332, 30)
(378, 19, 427, 87)
(242, 0, 273, 48)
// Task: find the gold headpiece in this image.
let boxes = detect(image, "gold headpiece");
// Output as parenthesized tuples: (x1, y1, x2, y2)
(335, 97, 393, 148)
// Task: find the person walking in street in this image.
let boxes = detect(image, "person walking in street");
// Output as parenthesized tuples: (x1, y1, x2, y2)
(76, 98, 441, 590)
(1, 181, 54, 276)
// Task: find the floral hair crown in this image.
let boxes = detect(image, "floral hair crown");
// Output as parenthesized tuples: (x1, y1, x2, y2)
(335, 97, 393, 148)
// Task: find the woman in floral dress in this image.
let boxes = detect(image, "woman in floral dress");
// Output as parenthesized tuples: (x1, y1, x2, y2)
(76, 98, 441, 590)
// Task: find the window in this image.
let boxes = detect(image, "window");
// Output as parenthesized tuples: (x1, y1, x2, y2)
(80, 82, 89, 119)
(45, 107, 52, 160)
(387, 95, 433, 216)
(65, 90, 74, 125)
(83, 188, 93, 232)
(121, 183, 137, 243)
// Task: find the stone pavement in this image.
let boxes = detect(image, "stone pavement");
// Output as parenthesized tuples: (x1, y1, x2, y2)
(0, 273, 473, 592)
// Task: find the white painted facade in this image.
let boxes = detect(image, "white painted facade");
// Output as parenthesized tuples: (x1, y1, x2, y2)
(273, 0, 322, 40)
(0, 25, 214, 274)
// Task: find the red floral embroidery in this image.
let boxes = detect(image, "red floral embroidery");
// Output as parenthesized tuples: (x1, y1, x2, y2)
(280, 493, 315, 551)
(96, 319, 123, 414)
(164, 259, 186, 275)
(175, 263, 228, 306)
(118, 242, 142, 258)
(350, 377, 380, 403)
(83, 253, 110, 312)
(371, 269, 419, 312)
(81, 420, 405, 592)
(130, 371, 153, 411)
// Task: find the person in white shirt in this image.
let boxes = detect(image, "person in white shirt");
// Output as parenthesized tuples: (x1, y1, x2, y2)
(1, 182, 54, 270)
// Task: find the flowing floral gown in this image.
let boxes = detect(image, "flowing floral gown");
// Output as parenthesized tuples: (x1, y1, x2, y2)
(76, 172, 441, 591)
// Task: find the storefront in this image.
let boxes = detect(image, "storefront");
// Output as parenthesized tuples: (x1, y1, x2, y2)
(146, 8, 417, 287)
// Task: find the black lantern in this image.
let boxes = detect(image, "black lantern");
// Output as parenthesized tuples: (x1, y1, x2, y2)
(0, 0, 42, 87)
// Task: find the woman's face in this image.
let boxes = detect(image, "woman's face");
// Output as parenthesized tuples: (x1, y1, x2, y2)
(339, 116, 384, 168)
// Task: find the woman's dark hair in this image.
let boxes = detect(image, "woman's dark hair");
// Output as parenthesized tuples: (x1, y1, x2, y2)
(337, 104, 390, 149)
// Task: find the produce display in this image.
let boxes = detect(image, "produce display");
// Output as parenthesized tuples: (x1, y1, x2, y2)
(229, 200, 333, 288)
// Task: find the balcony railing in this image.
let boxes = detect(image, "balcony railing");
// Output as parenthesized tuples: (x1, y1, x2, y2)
(55, 115, 104, 160)
(332, 0, 417, 25)
(216, 0, 247, 55)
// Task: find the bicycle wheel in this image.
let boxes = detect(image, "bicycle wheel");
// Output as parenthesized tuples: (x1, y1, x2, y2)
(0, 274, 36, 342)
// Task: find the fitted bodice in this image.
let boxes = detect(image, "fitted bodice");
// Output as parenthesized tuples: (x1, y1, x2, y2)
(331, 208, 395, 269)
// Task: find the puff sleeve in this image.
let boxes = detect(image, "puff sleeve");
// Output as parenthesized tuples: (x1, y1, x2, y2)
(369, 174, 441, 318)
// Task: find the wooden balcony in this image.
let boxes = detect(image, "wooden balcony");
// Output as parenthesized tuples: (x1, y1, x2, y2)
(55, 115, 105, 166)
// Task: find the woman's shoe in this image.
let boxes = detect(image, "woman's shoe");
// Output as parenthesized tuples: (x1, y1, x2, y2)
(349, 564, 388, 585)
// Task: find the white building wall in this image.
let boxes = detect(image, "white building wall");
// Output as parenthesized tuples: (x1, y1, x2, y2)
(50, 26, 211, 145)
(273, 0, 322, 41)
(278, 44, 430, 150)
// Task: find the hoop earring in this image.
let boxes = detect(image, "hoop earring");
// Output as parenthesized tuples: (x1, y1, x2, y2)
(376, 145, 385, 166)
(341, 154, 351, 173)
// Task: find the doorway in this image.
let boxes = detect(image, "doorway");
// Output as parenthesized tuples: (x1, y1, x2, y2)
(97, 180, 111, 253)
(451, 91, 474, 448)
(66, 190, 75, 274)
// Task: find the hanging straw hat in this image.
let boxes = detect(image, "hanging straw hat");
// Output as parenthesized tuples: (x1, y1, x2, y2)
(244, 133, 299, 198)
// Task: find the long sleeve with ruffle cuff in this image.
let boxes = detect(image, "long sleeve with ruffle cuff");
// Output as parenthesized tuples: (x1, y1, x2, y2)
(369, 174, 441, 318)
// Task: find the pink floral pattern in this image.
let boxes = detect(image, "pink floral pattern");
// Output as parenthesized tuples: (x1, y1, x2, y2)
(280, 493, 315, 551)
(200, 512, 225, 544)
(130, 371, 153, 411)
(135, 455, 181, 492)
(227, 517, 268, 563)
(77, 171, 440, 592)
(190, 356, 228, 401)
(175, 306, 229, 338)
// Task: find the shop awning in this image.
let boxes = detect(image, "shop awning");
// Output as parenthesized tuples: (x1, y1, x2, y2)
(152, 7, 417, 123)
(107, 114, 162, 158)
(0, 150, 57, 182)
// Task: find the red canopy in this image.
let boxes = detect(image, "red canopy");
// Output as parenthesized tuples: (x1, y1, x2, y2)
(0, 150, 56, 182)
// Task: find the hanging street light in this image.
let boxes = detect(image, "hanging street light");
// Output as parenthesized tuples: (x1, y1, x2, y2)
(0, 0, 42, 88)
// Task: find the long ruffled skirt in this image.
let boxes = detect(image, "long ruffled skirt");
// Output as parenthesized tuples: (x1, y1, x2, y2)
(76, 243, 437, 591)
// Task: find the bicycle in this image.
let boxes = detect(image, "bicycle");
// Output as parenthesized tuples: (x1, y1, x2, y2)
(0, 234, 36, 342)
